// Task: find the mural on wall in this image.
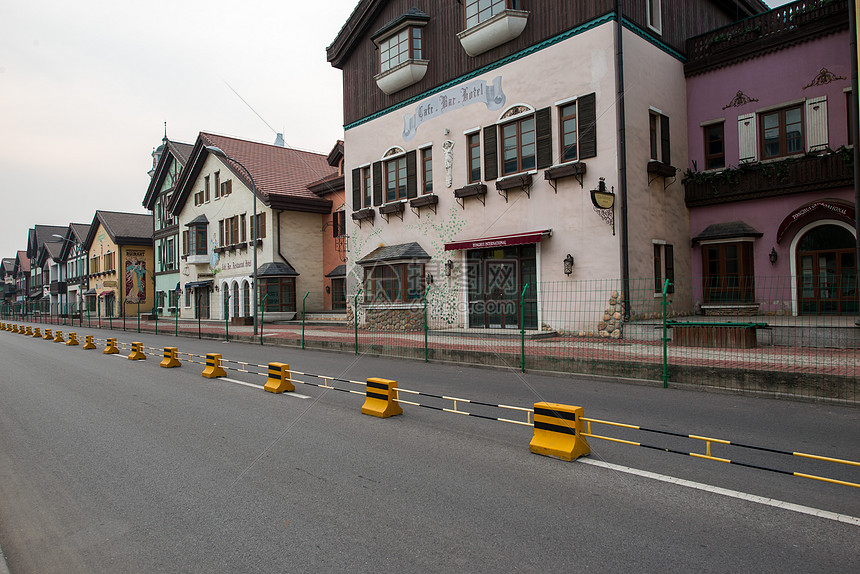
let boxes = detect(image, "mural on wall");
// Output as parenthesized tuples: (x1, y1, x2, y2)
(125, 250, 147, 304)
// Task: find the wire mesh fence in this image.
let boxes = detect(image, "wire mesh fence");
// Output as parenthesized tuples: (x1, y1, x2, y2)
(2, 275, 857, 403)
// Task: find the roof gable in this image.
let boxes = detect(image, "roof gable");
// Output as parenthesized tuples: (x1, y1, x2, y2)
(169, 132, 336, 215)
(143, 139, 194, 210)
(84, 211, 153, 250)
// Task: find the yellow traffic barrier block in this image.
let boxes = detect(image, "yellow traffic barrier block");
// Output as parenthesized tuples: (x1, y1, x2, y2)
(66, 332, 79, 346)
(361, 378, 403, 418)
(25, 326, 33, 336)
(53, 331, 64, 343)
(264, 362, 294, 393)
(529, 402, 591, 462)
(160, 347, 181, 368)
(202, 353, 226, 378)
(82, 335, 96, 350)
(128, 342, 146, 360)
(104, 338, 119, 354)
(32, 327, 41, 338)
(12, 324, 19, 333)
(43, 329, 52, 340)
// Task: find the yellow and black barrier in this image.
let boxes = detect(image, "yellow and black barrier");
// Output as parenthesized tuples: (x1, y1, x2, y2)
(53, 331, 64, 343)
(12, 324, 20, 333)
(361, 378, 403, 418)
(43, 328, 52, 340)
(25, 326, 33, 336)
(160, 347, 181, 368)
(128, 342, 146, 360)
(529, 402, 590, 462)
(82, 335, 96, 349)
(66, 332, 79, 346)
(202, 353, 226, 378)
(104, 338, 119, 354)
(264, 362, 294, 393)
(32, 327, 41, 338)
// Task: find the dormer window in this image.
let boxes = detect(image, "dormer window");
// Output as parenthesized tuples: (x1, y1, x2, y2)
(458, 0, 529, 57)
(372, 9, 430, 95)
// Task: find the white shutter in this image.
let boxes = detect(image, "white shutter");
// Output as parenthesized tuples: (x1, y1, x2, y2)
(805, 96, 828, 151)
(738, 113, 757, 163)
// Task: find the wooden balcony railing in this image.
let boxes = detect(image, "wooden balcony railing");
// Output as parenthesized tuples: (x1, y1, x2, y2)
(684, 150, 854, 207)
(685, 0, 848, 76)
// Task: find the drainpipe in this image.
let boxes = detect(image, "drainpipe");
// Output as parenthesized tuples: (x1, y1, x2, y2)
(850, 0, 860, 325)
(615, 0, 631, 320)
(275, 211, 298, 270)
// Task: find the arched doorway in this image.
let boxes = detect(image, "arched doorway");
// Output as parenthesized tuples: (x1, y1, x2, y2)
(796, 224, 858, 315)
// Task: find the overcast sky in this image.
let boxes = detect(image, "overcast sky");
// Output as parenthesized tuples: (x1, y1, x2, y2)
(0, 0, 796, 258)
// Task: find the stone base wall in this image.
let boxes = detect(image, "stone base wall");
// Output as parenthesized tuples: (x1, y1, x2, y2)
(363, 307, 423, 331)
(597, 291, 624, 339)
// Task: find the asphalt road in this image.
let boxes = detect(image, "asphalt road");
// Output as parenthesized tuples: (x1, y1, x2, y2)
(0, 323, 858, 573)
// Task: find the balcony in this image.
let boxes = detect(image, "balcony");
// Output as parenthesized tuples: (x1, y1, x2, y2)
(685, 0, 848, 76)
(684, 150, 854, 207)
(49, 281, 68, 295)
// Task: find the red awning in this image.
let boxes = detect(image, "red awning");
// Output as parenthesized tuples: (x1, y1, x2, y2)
(444, 229, 552, 251)
(98, 290, 113, 297)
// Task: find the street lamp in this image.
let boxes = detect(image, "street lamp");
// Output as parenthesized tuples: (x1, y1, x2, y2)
(205, 145, 259, 335)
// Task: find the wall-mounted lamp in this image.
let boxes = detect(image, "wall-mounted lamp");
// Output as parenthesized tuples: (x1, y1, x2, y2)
(326, 285, 331, 294)
(769, 247, 778, 265)
(444, 260, 454, 277)
(426, 273, 434, 285)
(563, 254, 575, 275)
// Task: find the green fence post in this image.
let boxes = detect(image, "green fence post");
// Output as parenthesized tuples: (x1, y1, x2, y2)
(520, 283, 529, 373)
(197, 297, 202, 340)
(175, 304, 178, 337)
(353, 289, 362, 356)
(259, 294, 268, 346)
(424, 285, 431, 363)
(662, 278, 670, 389)
(137, 301, 141, 333)
(224, 294, 231, 343)
(301, 291, 309, 349)
(154, 304, 158, 335)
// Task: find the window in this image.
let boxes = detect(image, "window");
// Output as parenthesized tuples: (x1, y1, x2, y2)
(501, 116, 536, 175)
(185, 288, 191, 308)
(91, 254, 100, 274)
(560, 102, 578, 162)
(465, 0, 521, 28)
(219, 220, 224, 247)
(332, 210, 346, 238)
(704, 122, 725, 170)
(467, 133, 481, 183)
(385, 156, 408, 202)
(221, 179, 232, 197)
(653, 243, 674, 294)
(261, 277, 296, 313)
(702, 242, 755, 304)
(104, 252, 114, 272)
(166, 237, 175, 269)
(188, 224, 208, 256)
(421, 147, 433, 194)
(363, 167, 372, 207)
(647, 0, 662, 34)
(379, 26, 422, 72)
(204, 176, 211, 203)
(194, 190, 204, 206)
(214, 171, 221, 199)
(649, 110, 671, 164)
(761, 105, 803, 159)
(364, 263, 425, 303)
(182, 229, 189, 256)
(239, 214, 247, 242)
(649, 113, 659, 160)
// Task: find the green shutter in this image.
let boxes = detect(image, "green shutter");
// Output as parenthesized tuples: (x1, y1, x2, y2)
(351, 168, 361, 211)
(536, 107, 553, 169)
(661, 114, 671, 165)
(372, 162, 383, 206)
(406, 150, 418, 199)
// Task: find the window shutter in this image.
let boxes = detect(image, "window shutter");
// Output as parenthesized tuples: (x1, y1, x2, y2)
(483, 125, 498, 181)
(535, 107, 553, 169)
(665, 244, 674, 294)
(653, 244, 662, 293)
(578, 93, 597, 159)
(738, 113, 757, 163)
(332, 213, 339, 238)
(805, 95, 828, 151)
(660, 114, 671, 165)
(406, 150, 418, 199)
(372, 161, 383, 206)
(182, 230, 189, 255)
(351, 168, 361, 211)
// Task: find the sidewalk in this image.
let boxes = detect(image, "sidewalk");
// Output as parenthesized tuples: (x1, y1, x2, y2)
(6, 314, 858, 402)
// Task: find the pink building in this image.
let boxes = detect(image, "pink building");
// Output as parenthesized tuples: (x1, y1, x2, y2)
(684, 0, 854, 316)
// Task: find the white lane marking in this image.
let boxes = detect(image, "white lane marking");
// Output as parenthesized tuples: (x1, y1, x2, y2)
(580, 459, 860, 527)
(219, 377, 310, 398)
